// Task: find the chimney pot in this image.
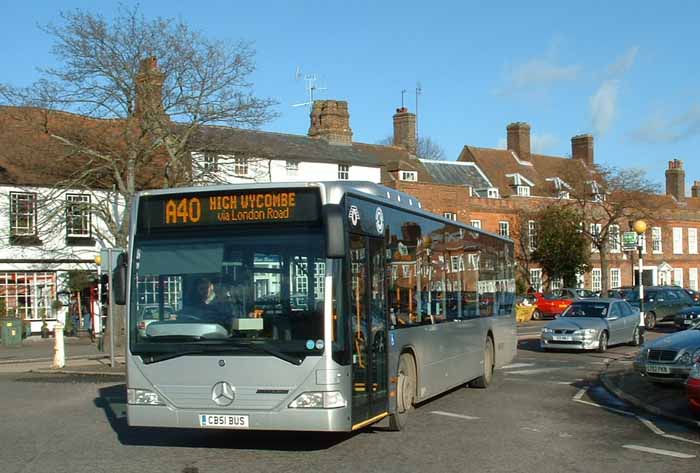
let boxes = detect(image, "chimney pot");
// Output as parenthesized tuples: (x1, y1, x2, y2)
(571, 134, 594, 166)
(666, 158, 686, 201)
(506, 122, 531, 162)
(691, 180, 700, 198)
(393, 107, 417, 155)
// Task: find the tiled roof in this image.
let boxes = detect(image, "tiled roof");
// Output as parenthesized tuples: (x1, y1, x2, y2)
(458, 145, 590, 198)
(419, 159, 491, 188)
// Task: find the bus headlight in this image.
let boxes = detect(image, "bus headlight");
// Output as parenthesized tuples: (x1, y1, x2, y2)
(127, 388, 165, 405)
(289, 391, 347, 409)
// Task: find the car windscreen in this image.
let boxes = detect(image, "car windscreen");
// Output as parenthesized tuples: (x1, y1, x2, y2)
(544, 290, 568, 300)
(562, 302, 608, 318)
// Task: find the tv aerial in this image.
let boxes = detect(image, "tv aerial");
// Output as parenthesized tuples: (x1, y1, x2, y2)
(292, 67, 327, 108)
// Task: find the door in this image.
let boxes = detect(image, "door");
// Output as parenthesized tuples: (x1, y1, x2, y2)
(350, 234, 389, 425)
(607, 302, 625, 344)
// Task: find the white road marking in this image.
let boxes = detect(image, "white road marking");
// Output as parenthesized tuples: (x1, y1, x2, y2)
(573, 388, 587, 401)
(501, 363, 535, 369)
(506, 368, 560, 375)
(575, 399, 634, 417)
(430, 411, 480, 420)
(520, 427, 541, 432)
(637, 416, 665, 435)
(662, 434, 700, 446)
(622, 445, 696, 459)
(551, 381, 578, 385)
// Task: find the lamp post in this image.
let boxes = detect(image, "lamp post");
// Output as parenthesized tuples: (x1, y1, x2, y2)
(94, 255, 103, 350)
(633, 220, 647, 344)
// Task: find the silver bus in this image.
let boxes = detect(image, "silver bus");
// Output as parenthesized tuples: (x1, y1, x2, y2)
(115, 181, 517, 432)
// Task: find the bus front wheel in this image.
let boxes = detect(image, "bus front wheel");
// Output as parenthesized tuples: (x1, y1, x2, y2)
(470, 337, 494, 389)
(389, 353, 416, 431)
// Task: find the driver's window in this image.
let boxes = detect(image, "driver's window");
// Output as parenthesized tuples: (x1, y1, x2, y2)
(609, 303, 621, 318)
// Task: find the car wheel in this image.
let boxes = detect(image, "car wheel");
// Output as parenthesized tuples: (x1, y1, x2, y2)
(644, 312, 656, 330)
(532, 310, 542, 321)
(388, 353, 416, 431)
(597, 331, 608, 353)
(470, 337, 494, 389)
(628, 327, 640, 346)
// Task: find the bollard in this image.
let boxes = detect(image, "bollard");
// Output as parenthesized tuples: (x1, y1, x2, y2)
(52, 322, 65, 369)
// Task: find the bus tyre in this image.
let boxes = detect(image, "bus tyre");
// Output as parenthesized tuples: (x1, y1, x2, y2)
(470, 337, 494, 389)
(389, 353, 416, 431)
(597, 331, 608, 353)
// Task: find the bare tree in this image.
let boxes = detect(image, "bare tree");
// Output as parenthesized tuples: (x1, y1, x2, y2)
(0, 6, 277, 348)
(377, 135, 447, 160)
(0, 5, 277, 248)
(562, 165, 660, 292)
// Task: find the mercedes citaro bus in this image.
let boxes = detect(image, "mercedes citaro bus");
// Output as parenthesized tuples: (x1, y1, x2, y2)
(113, 181, 517, 432)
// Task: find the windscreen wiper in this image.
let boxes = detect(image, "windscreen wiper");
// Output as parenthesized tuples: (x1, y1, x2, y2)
(231, 341, 304, 366)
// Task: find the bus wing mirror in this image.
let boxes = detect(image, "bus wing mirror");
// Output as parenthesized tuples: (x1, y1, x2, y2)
(323, 204, 346, 258)
(113, 252, 127, 305)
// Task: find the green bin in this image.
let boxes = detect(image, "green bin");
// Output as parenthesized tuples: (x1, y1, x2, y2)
(1, 318, 23, 347)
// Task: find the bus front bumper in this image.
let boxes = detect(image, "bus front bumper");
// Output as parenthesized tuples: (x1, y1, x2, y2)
(127, 404, 352, 432)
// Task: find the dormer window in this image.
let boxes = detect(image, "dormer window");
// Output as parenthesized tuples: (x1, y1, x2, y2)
(400, 171, 418, 182)
(558, 191, 570, 199)
(516, 186, 531, 197)
(486, 188, 500, 199)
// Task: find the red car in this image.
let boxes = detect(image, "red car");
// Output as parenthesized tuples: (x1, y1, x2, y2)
(688, 363, 700, 417)
(532, 288, 596, 320)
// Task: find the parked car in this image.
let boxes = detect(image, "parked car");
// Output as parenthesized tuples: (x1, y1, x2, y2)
(137, 304, 176, 337)
(688, 362, 700, 417)
(532, 288, 596, 320)
(633, 321, 700, 383)
(673, 305, 700, 330)
(607, 285, 694, 329)
(540, 298, 640, 352)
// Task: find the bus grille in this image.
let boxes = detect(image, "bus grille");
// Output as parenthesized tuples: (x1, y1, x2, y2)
(156, 384, 293, 409)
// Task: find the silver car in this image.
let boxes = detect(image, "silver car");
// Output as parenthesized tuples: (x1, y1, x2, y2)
(633, 321, 700, 383)
(540, 298, 641, 352)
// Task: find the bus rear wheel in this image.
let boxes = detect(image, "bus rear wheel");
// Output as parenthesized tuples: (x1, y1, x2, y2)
(470, 337, 494, 389)
(389, 353, 416, 431)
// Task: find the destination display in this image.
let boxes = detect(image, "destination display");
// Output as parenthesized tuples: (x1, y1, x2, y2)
(137, 189, 321, 230)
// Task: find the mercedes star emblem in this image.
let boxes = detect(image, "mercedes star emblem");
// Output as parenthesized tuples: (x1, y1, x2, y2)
(211, 381, 235, 406)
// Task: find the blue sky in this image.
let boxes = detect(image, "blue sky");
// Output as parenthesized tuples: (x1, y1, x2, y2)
(2, 1, 699, 190)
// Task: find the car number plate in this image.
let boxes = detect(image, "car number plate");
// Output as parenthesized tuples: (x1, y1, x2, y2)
(199, 414, 249, 429)
(553, 335, 573, 341)
(646, 364, 670, 374)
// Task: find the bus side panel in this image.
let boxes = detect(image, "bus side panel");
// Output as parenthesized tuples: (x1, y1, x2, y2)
(490, 315, 517, 369)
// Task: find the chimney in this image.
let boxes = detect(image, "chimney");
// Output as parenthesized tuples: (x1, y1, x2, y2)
(666, 159, 686, 201)
(393, 107, 417, 155)
(134, 57, 165, 119)
(571, 134, 594, 166)
(692, 180, 700, 198)
(506, 122, 531, 162)
(308, 100, 353, 145)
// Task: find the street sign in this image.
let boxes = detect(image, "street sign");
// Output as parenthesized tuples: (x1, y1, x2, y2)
(622, 231, 638, 251)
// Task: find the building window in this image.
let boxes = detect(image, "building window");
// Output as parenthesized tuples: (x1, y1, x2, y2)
(203, 154, 218, 172)
(673, 227, 683, 254)
(136, 276, 183, 310)
(608, 224, 620, 253)
(528, 220, 537, 251)
(689, 228, 698, 255)
(487, 188, 499, 199)
(590, 223, 602, 252)
(516, 185, 531, 197)
(443, 212, 457, 221)
(529, 269, 542, 292)
(233, 158, 248, 176)
(400, 171, 417, 182)
(499, 221, 510, 237)
(558, 191, 570, 200)
(0, 272, 56, 320)
(591, 268, 601, 292)
(652, 227, 662, 254)
(690, 268, 698, 291)
(610, 268, 621, 289)
(286, 160, 299, 176)
(673, 268, 683, 288)
(470, 220, 481, 229)
(338, 164, 349, 180)
(550, 277, 563, 290)
(66, 194, 91, 238)
(10, 192, 37, 237)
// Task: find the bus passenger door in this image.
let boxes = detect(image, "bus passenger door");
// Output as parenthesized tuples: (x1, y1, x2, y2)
(350, 234, 389, 426)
